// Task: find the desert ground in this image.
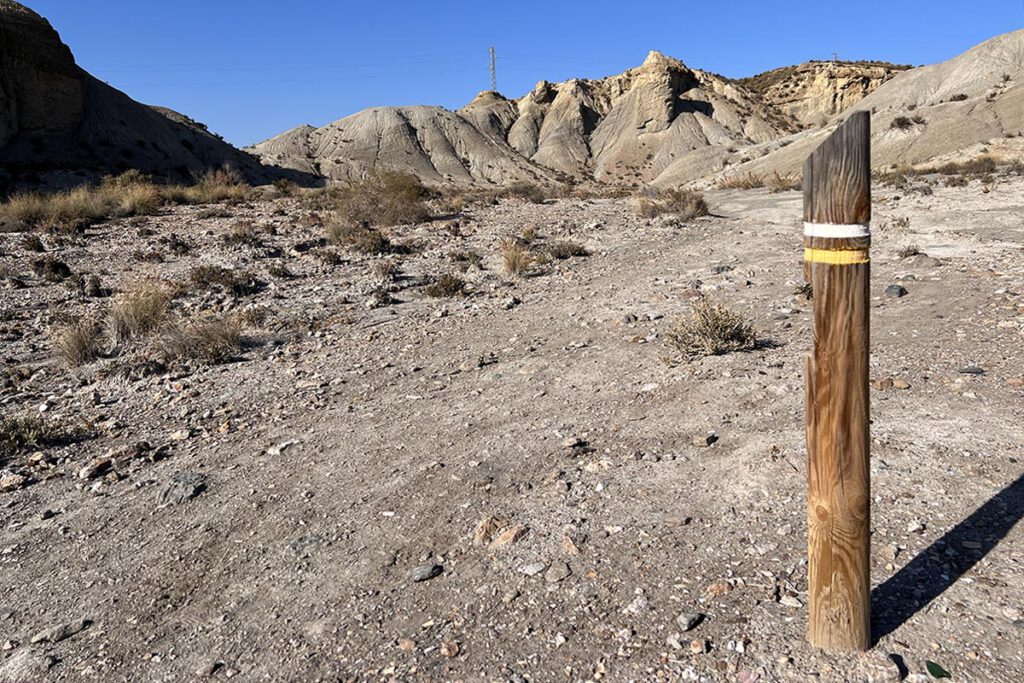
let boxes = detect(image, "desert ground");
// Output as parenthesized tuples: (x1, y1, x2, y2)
(1, 171, 1022, 682)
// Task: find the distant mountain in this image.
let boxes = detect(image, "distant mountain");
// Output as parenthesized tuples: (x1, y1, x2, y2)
(0, 0, 285, 188)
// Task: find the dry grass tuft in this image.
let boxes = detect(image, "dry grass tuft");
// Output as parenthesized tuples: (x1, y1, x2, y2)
(108, 281, 171, 342)
(765, 171, 802, 192)
(155, 315, 242, 364)
(716, 173, 765, 190)
(188, 265, 263, 297)
(666, 298, 757, 360)
(897, 244, 921, 259)
(54, 317, 103, 367)
(373, 259, 399, 281)
(634, 188, 710, 221)
(333, 171, 429, 227)
(500, 240, 533, 278)
(30, 255, 72, 281)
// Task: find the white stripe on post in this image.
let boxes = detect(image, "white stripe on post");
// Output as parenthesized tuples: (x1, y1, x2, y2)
(803, 222, 871, 239)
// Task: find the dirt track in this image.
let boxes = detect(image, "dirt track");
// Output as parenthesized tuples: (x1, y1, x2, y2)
(1, 179, 1023, 681)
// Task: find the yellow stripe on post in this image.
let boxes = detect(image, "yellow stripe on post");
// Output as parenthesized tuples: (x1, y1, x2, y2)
(803, 248, 870, 265)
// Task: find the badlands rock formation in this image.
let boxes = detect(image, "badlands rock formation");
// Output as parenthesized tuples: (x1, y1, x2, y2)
(251, 51, 797, 187)
(716, 29, 1024, 184)
(738, 60, 910, 127)
(0, 1, 271, 186)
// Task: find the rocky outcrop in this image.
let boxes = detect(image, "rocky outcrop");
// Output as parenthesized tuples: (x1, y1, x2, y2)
(739, 61, 909, 127)
(0, 1, 277, 185)
(706, 29, 1024, 185)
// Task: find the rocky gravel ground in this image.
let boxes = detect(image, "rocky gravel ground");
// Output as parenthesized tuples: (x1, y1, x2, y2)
(1, 177, 1022, 682)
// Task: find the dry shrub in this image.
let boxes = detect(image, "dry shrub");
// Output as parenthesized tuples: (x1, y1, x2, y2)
(634, 188, 709, 221)
(666, 298, 757, 360)
(765, 171, 801, 192)
(716, 173, 764, 190)
(449, 249, 482, 271)
(547, 240, 589, 259)
(326, 222, 392, 254)
(425, 273, 466, 298)
(897, 244, 921, 258)
(373, 259, 399, 281)
(188, 265, 263, 296)
(21, 233, 45, 252)
(502, 182, 548, 204)
(109, 281, 171, 342)
(1, 193, 49, 226)
(500, 240, 533, 278)
(930, 154, 998, 176)
(333, 171, 429, 227)
(0, 414, 63, 456)
(30, 255, 72, 281)
(54, 317, 103, 367)
(156, 315, 242, 364)
(223, 220, 261, 246)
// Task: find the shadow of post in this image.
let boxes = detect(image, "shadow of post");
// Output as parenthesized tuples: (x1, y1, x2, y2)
(871, 472, 1024, 643)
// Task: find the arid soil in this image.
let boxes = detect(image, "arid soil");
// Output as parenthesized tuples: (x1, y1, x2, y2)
(1, 177, 1023, 682)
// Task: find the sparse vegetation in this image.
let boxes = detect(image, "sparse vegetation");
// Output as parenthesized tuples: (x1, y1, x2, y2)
(223, 220, 262, 246)
(21, 233, 45, 252)
(0, 414, 64, 456)
(500, 240, 533, 278)
(327, 221, 393, 254)
(633, 188, 709, 221)
(188, 265, 263, 296)
(424, 273, 467, 298)
(897, 244, 921, 258)
(108, 281, 171, 342)
(373, 259, 399, 281)
(794, 282, 813, 300)
(54, 317, 103, 367)
(502, 182, 548, 204)
(449, 249, 482, 271)
(665, 298, 758, 360)
(31, 255, 72, 281)
(0, 167, 251, 232)
(891, 116, 915, 130)
(332, 171, 429, 228)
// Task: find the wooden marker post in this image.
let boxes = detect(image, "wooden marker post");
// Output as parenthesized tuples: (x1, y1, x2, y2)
(802, 111, 871, 651)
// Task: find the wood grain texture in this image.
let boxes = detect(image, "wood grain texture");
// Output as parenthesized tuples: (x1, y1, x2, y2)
(802, 111, 872, 652)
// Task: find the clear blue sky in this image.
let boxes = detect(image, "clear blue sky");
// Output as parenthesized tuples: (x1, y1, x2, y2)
(30, 0, 1023, 147)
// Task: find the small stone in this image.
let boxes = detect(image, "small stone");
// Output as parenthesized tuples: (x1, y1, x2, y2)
(408, 563, 443, 582)
(907, 519, 925, 534)
(266, 440, 298, 456)
(705, 581, 731, 596)
(690, 639, 707, 654)
(170, 429, 191, 441)
(776, 523, 793, 536)
(0, 470, 28, 492)
(502, 296, 521, 310)
(621, 313, 638, 324)
(520, 562, 547, 577)
(473, 515, 509, 545)
(77, 456, 112, 480)
(957, 366, 985, 375)
(676, 612, 704, 632)
(779, 595, 802, 608)
(692, 433, 719, 448)
(397, 638, 416, 652)
(892, 378, 911, 390)
(666, 634, 684, 650)
(884, 284, 908, 298)
(1007, 377, 1024, 388)
(158, 472, 208, 506)
(545, 561, 572, 583)
(490, 523, 528, 548)
(624, 595, 648, 614)
(560, 436, 584, 450)
(440, 640, 460, 657)
(873, 377, 894, 390)
(29, 618, 91, 644)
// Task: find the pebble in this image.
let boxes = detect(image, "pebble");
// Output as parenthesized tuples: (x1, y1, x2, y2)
(692, 433, 719, 448)
(884, 284, 908, 298)
(907, 519, 926, 534)
(779, 595, 802, 608)
(490, 523, 529, 548)
(0, 470, 28, 492)
(545, 561, 572, 583)
(408, 563, 443, 582)
(676, 612, 704, 632)
(520, 561, 547, 577)
(77, 456, 112, 480)
(957, 366, 985, 375)
(892, 378, 911, 390)
(158, 472, 208, 506)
